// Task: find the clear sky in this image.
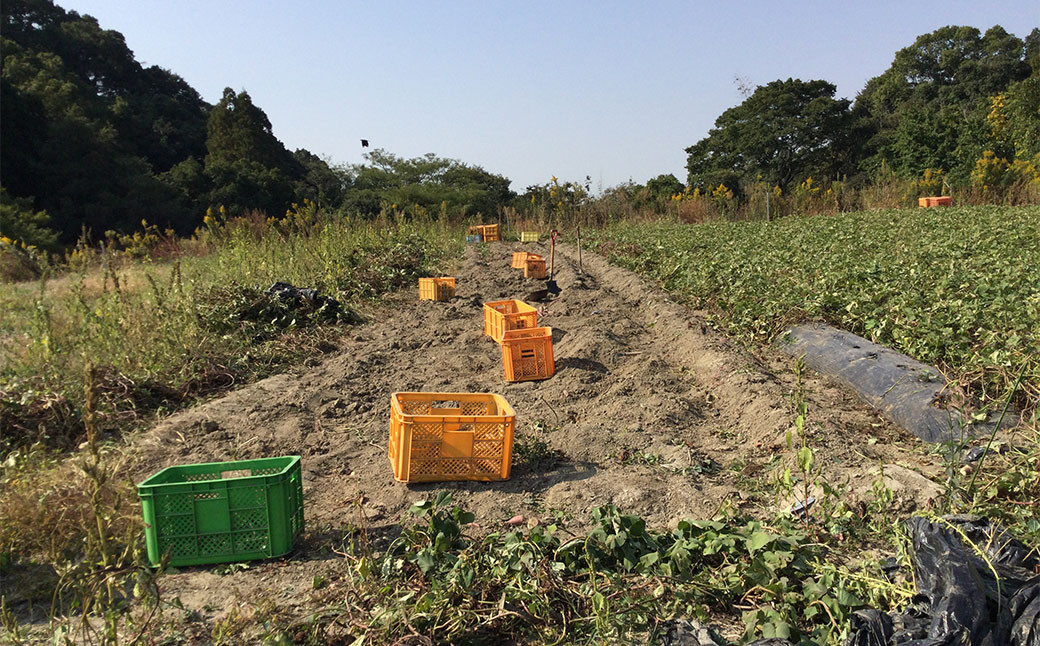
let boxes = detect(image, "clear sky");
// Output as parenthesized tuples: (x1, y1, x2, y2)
(62, 1, 1038, 192)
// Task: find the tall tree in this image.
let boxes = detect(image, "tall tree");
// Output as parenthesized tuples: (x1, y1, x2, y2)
(685, 78, 855, 192)
(857, 25, 1032, 180)
(202, 88, 301, 216)
(1, 0, 208, 239)
(342, 150, 514, 218)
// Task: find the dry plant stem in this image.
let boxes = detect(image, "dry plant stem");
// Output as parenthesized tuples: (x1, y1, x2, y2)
(967, 367, 1024, 499)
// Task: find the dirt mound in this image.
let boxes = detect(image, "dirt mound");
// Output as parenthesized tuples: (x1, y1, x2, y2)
(126, 241, 945, 624)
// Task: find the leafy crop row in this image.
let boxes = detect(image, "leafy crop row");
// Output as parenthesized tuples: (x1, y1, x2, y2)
(592, 206, 1040, 413)
(271, 493, 907, 645)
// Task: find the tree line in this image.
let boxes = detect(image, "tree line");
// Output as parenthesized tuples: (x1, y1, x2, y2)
(2, 0, 1037, 252)
(0, 0, 515, 251)
(682, 25, 1039, 201)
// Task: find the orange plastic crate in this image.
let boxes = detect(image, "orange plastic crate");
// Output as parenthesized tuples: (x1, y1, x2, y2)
(467, 225, 484, 236)
(388, 392, 515, 482)
(481, 224, 500, 242)
(918, 196, 952, 207)
(524, 258, 546, 279)
(418, 277, 455, 301)
(483, 299, 538, 344)
(511, 252, 542, 269)
(501, 327, 554, 382)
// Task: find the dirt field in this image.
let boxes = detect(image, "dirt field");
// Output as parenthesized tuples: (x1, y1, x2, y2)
(127, 241, 946, 632)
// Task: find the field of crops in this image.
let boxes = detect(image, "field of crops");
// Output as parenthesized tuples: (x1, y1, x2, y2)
(593, 206, 1040, 413)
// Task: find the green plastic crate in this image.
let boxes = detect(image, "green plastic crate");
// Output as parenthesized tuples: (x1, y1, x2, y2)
(137, 456, 303, 567)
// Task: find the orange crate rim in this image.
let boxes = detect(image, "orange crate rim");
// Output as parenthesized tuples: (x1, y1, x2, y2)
(388, 392, 516, 483)
(483, 299, 539, 344)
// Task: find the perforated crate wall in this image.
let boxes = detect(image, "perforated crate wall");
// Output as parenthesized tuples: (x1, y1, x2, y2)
(483, 299, 538, 344)
(419, 277, 456, 301)
(501, 326, 554, 381)
(512, 252, 542, 270)
(520, 232, 540, 242)
(138, 456, 303, 567)
(524, 258, 547, 279)
(480, 224, 500, 242)
(388, 392, 515, 482)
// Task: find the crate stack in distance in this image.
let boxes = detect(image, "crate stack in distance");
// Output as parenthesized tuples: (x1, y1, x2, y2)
(918, 196, 952, 207)
(483, 299, 554, 382)
(467, 223, 500, 242)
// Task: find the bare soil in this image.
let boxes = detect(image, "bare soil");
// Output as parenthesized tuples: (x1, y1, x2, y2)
(126, 242, 945, 632)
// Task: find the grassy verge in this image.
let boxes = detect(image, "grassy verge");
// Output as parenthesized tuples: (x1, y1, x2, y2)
(0, 211, 462, 455)
(588, 206, 1040, 415)
(0, 211, 462, 641)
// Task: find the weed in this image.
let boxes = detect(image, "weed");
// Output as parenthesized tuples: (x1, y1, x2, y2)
(286, 493, 913, 644)
(512, 433, 560, 472)
(0, 214, 461, 457)
(779, 358, 819, 535)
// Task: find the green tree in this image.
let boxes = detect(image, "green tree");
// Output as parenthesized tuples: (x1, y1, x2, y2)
(646, 174, 684, 201)
(342, 150, 513, 218)
(989, 75, 1040, 161)
(292, 149, 349, 208)
(0, 188, 60, 251)
(1, 0, 208, 240)
(205, 88, 288, 170)
(685, 79, 855, 192)
(202, 88, 300, 216)
(857, 25, 1032, 180)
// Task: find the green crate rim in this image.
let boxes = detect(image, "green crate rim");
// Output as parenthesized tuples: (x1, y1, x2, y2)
(137, 455, 300, 489)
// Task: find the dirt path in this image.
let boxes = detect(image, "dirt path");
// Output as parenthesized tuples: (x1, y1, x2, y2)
(128, 241, 944, 627)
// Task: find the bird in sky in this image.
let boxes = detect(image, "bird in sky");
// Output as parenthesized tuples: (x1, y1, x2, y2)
(360, 139, 369, 148)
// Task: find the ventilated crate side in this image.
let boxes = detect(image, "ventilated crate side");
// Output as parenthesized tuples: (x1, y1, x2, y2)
(483, 300, 538, 344)
(419, 277, 455, 301)
(388, 392, 515, 482)
(524, 258, 547, 279)
(501, 327, 554, 381)
(520, 232, 540, 243)
(511, 252, 530, 269)
(481, 224, 500, 242)
(138, 456, 303, 567)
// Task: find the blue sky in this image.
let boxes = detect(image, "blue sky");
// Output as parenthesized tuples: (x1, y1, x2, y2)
(65, 1, 1038, 192)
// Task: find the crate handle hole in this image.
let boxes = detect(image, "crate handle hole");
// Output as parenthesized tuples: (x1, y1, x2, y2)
(432, 400, 460, 409)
